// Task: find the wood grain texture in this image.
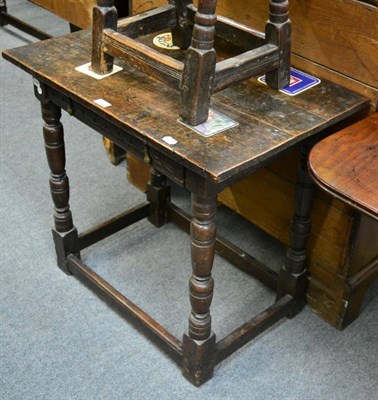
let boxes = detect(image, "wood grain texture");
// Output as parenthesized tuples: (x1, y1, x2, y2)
(309, 113, 378, 219)
(3, 30, 368, 186)
(31, 0, 130, 28)
(31, 0, 96, 28)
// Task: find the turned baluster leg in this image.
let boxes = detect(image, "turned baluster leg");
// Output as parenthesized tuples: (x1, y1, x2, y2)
(277, 143, 315, 316)
(265, 0, 291, 89)
(182, 194, 217, 386)
(146, 168, 170, 227)
(171, 0, 193, 49)
(179, 0, 217, 126)
(91, 0, 117, 75)
(41, 101, 80, 275)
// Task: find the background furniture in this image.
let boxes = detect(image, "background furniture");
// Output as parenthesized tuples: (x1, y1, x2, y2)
(309, 114, 378, 220)
(0, 0, 51, 39)
(30, 0, 130, 29)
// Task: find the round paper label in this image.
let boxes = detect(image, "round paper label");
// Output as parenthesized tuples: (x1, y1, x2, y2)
(153, 32, 180, 50)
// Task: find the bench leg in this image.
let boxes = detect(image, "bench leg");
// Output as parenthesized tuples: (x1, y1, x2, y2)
(92, 0, 117, 75)
(277, 143, 315, 316)
(265, 0, 291, 89)
(171, 0, 193, 49)
(41, 101, 80, 274)
(179, 0, 217, 125)
(182, 193, 217, 386)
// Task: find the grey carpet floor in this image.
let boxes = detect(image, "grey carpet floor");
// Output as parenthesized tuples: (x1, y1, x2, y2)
(1, 1, 377, 399)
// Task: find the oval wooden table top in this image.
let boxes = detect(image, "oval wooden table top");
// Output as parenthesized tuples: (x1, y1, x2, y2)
(309, 113, 378, 220)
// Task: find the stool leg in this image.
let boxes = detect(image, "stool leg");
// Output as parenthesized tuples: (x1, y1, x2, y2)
(171, 0, 193, 49)
(179, 0, 217, 126)
(265, 0, 291, 89)
(276, 143, 315, 316)
(146, 168, 170, 228)
(182, 194, 217, 386)
(92, 0, 117, 75)
(41, 101, 80, 275)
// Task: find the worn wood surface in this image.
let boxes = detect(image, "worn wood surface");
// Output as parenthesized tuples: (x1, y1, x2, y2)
(3, 30, 368, 187)
(309, 114, 378, 220)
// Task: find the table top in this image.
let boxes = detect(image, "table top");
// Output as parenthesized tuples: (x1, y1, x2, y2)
(3, 30, 369, 186)
(309, 113, 378, 220)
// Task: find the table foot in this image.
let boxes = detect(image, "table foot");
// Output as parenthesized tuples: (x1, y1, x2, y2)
(52, 228, 79, 275)
(276, 269, 308, 318)
(182, 332, 216, 386)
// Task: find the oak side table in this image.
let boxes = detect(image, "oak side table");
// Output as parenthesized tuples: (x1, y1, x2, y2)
(3, 30, 369, 386)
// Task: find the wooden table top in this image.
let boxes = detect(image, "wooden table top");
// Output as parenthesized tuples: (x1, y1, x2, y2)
(309, 113, 378, 220)
(2, 30, 369, 185)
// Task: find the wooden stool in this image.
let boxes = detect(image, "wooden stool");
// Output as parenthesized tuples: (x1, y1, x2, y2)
(91, 0, 291, 125)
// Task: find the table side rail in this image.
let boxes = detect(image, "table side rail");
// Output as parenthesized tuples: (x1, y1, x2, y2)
(67, 254, 183, 360)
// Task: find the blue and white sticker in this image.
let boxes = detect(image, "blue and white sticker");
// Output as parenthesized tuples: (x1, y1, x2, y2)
(258, 68, 321, 96)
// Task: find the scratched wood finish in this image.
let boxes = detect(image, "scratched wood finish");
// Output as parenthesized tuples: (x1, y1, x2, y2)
(3, 30, 368, 187)
(309, 114, 378, 220)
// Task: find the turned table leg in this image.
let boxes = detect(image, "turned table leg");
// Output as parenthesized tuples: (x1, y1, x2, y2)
(91, 0, 117, 75)
(179, 0, 217, 125)
(182, 193, 217, 386)
(41, 101, 80, 274)
(277, 143, 315, 315)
